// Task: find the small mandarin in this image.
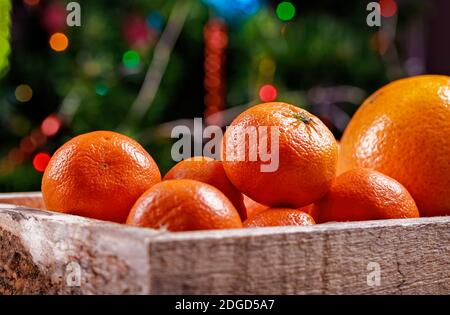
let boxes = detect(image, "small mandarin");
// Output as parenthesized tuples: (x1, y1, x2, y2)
(126, 179, 243, 231)
(314, 168, 419, 223)
(222, 102, 338, 208)
(244, 208, 315, 228)
(243, 194, 268, 219)
(42, 131, 161, 223)
(298, 204, 317, 222)
(164, 156, 246, 220)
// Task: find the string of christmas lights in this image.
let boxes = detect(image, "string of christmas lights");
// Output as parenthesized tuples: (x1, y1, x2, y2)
(203, 19, 228, 126)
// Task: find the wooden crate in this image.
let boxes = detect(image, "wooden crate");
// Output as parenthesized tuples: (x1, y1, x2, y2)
(0, 192, 449, 294)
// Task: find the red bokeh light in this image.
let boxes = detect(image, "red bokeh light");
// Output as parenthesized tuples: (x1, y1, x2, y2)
(30, 128, 47, 146)
(41, 115, 61, 137)
(122, 15, 155, 47)
(259, 84, 278, 102)
(42, 2, 67, 32)
(8, 149, 25, 165)
(20, 137, 36, 154)
(24, 0, 40, 7)
(33, 152, 51, 173)
(203, 19, 227, 124)
(380, 0, 398, 18)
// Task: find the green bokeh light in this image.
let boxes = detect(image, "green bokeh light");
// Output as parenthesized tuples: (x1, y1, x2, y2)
(276, 2, 296, 22)
(122, 50, 140, 68)
(95, 84, 109, 96)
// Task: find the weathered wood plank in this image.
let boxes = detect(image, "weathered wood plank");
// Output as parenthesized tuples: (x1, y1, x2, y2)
(0, 203, 159, 294)
(0, 192, 449, 294)
(0, 192, 45, 210)
(148, 217, 450, 294)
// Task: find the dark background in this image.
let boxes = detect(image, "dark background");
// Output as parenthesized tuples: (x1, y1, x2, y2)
(0, 0, 449, 191)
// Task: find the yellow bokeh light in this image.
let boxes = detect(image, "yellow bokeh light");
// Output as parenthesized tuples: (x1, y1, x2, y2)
(259, 57, 276, 77)
(49, 33, 69, 52)
(15, 84, 33, 102)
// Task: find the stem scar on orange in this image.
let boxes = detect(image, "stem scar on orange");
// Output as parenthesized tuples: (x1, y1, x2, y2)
(222, 102, 338, 208)
(126, 179, 243, 231)
(41, 131, 161, 223)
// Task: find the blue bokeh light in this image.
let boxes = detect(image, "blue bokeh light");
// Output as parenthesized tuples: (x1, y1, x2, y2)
(202, 0, 263, 22)
(147, 11, 164, 31)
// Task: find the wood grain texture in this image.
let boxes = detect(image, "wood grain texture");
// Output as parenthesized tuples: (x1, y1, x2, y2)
(0, 192, 45, 210)
(0, 192, 449, 294)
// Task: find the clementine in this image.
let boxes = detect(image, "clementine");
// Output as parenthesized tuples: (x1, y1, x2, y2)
(339, 75, 450, 216)
(164, 156, 246, 220)
(243, 194, 268, 219)
(42, 131, 161, 223)
(298, 204, 317, 222)
(243, 208, 315, 228)
(126, 179, 243, 231)
(222, 102, 338, 208)
(314, 168, 419, 223)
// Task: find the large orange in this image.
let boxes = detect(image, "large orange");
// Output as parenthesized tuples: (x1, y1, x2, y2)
(314, 168, 419, 223)
(243, 208, 315, 228)
(339, 75, 450, 216)
(164, 156, 246, 220)
(222, 102, 338, 208)
(126, 179, 242, 231)
(42, 131, 161, 223)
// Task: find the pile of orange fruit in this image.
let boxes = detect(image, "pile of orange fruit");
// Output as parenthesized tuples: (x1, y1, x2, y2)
(41, 75, 450, 231)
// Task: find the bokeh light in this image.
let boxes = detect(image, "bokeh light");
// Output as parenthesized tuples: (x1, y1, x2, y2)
(15, 84, 33, 102)
(24, 0, 40, 6)
(42, 2, 67, 32)
(49, 32, 69, 52)
(147, 11, 164, 31)
(41, 115, 61, 137)
(259, 84, 277, 102)
(95, 84, 109, 96)
(8, 149, 24, 166)
(30, 128, 47, 146)
(82, 60, 102, 77)
(276, 2, 296, 22)
(10, 116, 31, 135)
(380, 0, 398, 18)
(122, 50, 141, 68)
(33, 152, 51, 173)
(375, 31, 391, 55)
(203, 0, 262, 22)
(259, 57, 276, 76)
(20, 137, 36, 154)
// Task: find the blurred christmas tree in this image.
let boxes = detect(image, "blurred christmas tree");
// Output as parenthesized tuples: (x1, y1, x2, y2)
(0, 0, 10, 75)
(0, 0, 429, 192)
